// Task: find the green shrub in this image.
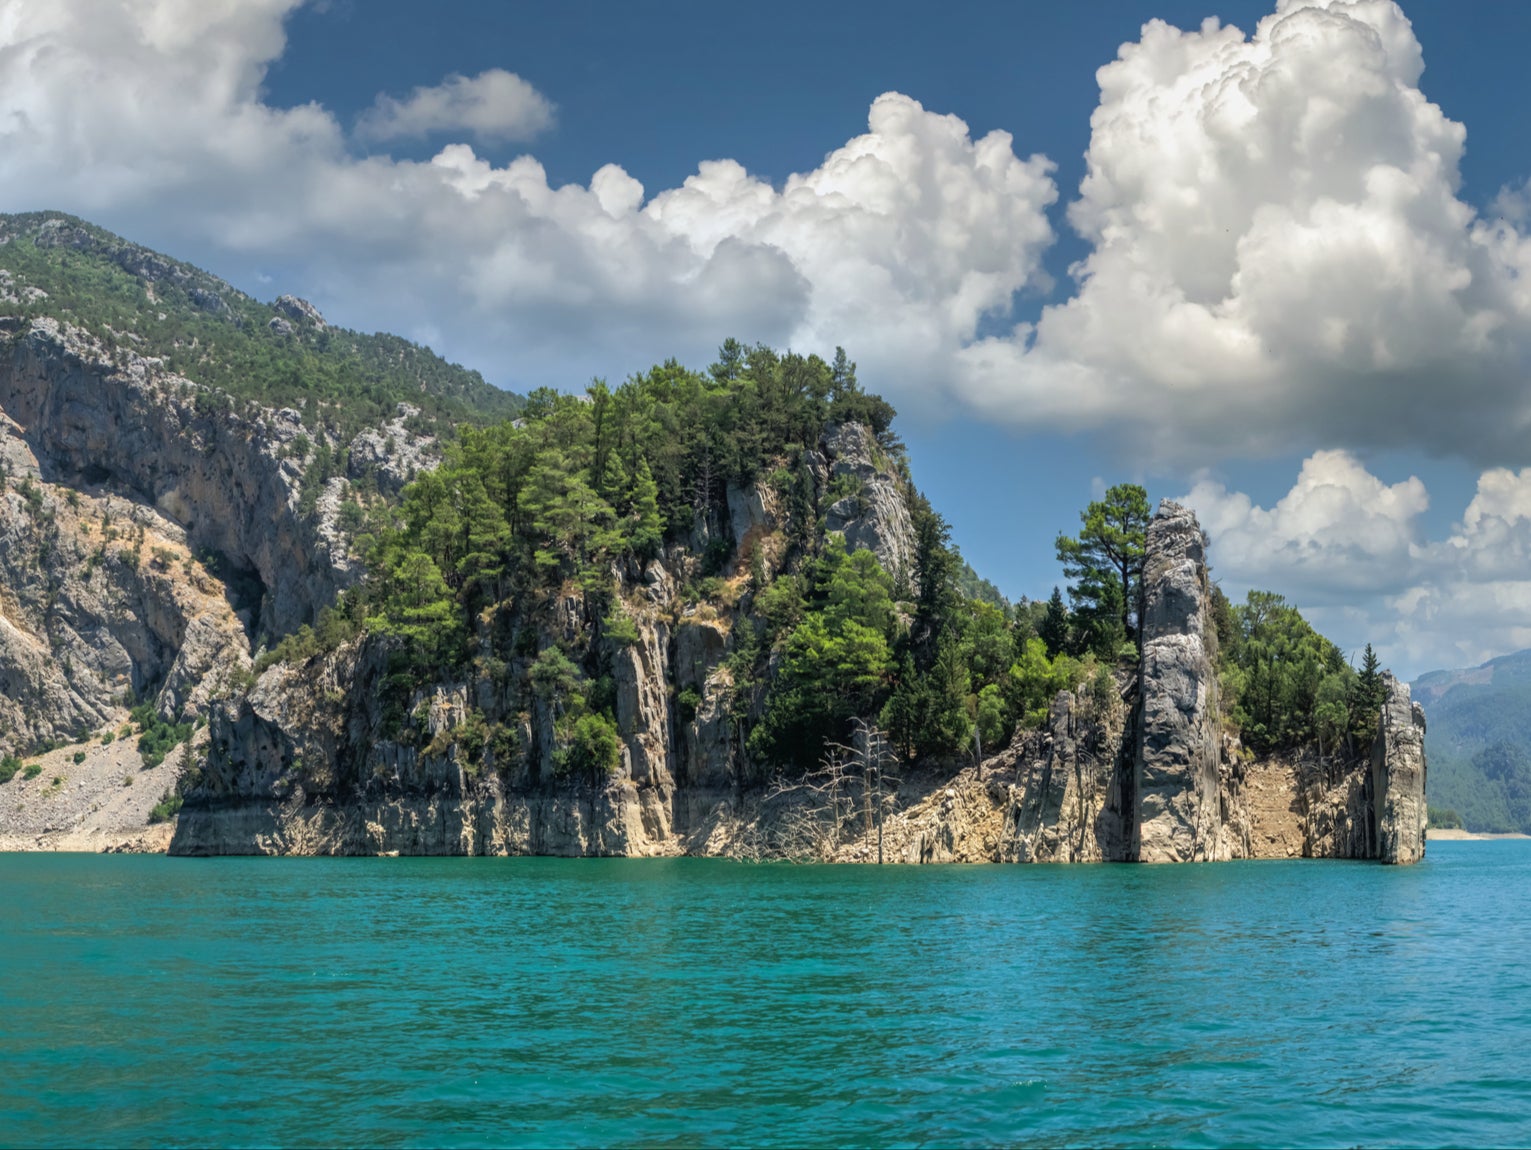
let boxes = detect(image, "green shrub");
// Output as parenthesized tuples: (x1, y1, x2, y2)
(0, 756, 20, 784)
(131, 704, 194, 770)
(557, 712, 621, 779)
(147, 791, 183, 824)
(602, 606, 641, 647)
(100, 731, 114, 745)
(23, 764, 42, 780)
(72, 751, 86, 765)
(1428, 806, 1464, 830)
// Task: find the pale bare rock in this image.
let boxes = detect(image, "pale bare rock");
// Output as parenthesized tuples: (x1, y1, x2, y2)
(273, 295, 326, 330)
(0, 318, 350, 638)
(820, 422, 915, 585)
(612, 608, 675, 789)
(0, 426, 250, 748)
(0, 722, 198, 852)
(346, 405, 439, 496)
(1241, 756, 1306, 859)
(1134, 500, 1230, 862)
(1003, 685, 1128, 863)
(1373, 674, 1428, 864)
(726, 476, 787, 582)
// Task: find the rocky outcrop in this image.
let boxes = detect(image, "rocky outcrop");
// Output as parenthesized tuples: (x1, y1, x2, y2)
(346, 405, 436, 496)
(821, 422, 915, 585)
(174, 574, 735, 857)
(169, 495, 1430, 862)
(0, 415, 248, 743)
(1000, 500, 1425, 867)
(0, 319, 345, 639)
(1133, 501, 1230, 862)
(273, 295, 326, 329)
(1371, 674, 1428, 864)
(1003, 687, 1128, 862)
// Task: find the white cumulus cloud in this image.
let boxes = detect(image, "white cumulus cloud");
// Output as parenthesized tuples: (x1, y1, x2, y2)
(962, 0, 1531, 466)
(1183, 450, 1428, 598)
(0, 0, 1057, 393)
(356, 69, 554, 144)
(1184, 457, 1531, 677)
(5, 0, 1529, 465)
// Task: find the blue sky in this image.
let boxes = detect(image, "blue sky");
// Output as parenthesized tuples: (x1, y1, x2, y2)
(4, 0, 1531, 677)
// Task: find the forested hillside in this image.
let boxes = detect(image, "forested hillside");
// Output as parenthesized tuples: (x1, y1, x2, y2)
(254, 362, 1387, 793)
(0, 212, 521, 438)
(268, 342, 1111, 780)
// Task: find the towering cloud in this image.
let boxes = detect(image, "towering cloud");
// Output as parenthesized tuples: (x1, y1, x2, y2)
(1182, 457, 1531, 676)
(3, 0, 1526, 466)
(963, 0, 1531, 465)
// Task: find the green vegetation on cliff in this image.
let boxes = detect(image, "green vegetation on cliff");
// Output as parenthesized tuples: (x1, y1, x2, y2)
(273, 342, 1119, 775)
(1212, 591, 1387, 759)
(1050, 485, 1385, 763)
(0, 212, 521, 436)
(1055, 482, 1151, 657)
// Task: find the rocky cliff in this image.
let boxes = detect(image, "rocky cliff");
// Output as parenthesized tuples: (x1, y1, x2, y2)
(169, 497, 1426, 864)
(1003, 502, 1426, 866)
(1133, 502, 1234, 862)
(170, 419, 921, 857)
(1372, 673, 1428, 863)
(0, 318, 351, 640)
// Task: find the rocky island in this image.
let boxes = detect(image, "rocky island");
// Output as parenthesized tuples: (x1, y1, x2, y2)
(0, 214, 1424, 863)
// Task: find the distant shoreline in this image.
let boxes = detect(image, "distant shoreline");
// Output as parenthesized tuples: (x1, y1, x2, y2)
(1429, 828, 1531, 841)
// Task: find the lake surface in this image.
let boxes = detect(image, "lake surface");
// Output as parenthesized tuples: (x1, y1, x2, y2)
(2, 845, 1529, 1148)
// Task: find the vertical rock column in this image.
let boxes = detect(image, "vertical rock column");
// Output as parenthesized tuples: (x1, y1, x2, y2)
(1133, 501, 1230, 862)
(1371, 674, 1428, 865)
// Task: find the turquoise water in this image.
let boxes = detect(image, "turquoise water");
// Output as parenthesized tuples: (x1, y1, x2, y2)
(2, 846, 1529, 1148)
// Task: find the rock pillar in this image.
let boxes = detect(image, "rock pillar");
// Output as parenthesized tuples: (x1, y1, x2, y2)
(1371, 674, 1427, 865)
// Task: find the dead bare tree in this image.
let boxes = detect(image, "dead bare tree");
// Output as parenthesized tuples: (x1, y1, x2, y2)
(760, 718, 899, 862)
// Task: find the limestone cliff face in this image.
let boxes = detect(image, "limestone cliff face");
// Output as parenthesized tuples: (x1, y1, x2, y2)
(1133, 501, 1232, 862)
(820, 422, 915, 586)
(171, 422, 920, 857)
(1003, 685, 1129, 863)
(0, 411, 248, 744)
(0, 319, 373, 642)
(1372, 675, 1428, 864)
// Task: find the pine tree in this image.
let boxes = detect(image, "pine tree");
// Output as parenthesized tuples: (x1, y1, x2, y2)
(1055, 484, 1151, 653)
(629, 459, 663, 559)
(1040, 586, 1070, 658)
(1350, 643, 1386, 746)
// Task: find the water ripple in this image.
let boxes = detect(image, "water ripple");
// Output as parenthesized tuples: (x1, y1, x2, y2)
(2, 845, 1529, 1147)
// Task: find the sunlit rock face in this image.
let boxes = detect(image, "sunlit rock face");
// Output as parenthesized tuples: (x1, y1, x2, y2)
(1372, 675, 1427, 865)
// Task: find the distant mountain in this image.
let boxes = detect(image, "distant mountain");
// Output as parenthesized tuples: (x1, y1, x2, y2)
(1411, 649, 1531, 832)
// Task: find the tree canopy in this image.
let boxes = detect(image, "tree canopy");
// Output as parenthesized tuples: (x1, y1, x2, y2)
(1055, 483, 1151, 660)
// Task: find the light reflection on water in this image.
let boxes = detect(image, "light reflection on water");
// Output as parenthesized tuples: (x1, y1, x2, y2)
(1, 845, 1529, 1147)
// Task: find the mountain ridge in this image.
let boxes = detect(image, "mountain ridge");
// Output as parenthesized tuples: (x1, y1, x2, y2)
(1411, 648, 1531, 832)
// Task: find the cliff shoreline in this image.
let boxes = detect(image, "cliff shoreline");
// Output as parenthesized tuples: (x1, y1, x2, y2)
(164, 502, 1426, 864)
